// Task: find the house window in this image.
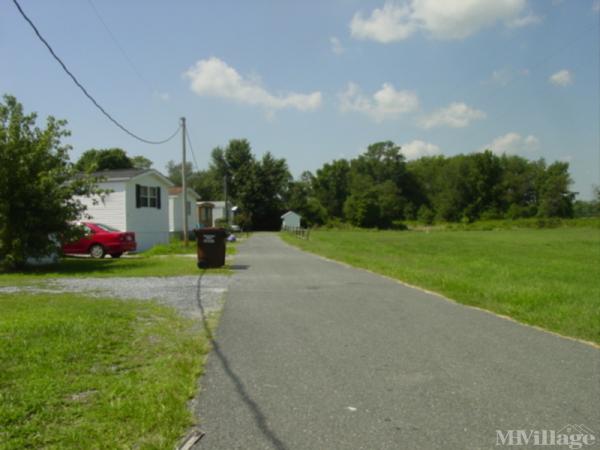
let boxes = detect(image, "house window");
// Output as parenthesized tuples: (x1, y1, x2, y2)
(136, 184, 161, 209)
(186, 201, 191, 215)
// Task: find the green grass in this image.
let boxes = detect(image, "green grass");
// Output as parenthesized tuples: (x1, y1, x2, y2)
(142, 240, 238, 257)
(141, 239, 197, 256)
(282, 227, 600, 344)
(404, 216, 600, 231)
(0, 293, 216, 449)
(0, 255, 230, 287)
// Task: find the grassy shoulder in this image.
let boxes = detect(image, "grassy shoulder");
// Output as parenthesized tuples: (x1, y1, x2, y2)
(0, 292, 217, 449)
(281, 227, 600, 344)
(0, 255, 230, 287)
(142, 238, 238, 257)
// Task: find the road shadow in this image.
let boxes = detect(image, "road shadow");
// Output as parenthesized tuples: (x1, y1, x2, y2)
(228, 264, 250, 271)
(195, 275, 288, 450)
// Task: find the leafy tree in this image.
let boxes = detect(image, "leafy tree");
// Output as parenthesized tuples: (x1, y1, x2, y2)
(573, 186, 600, 217)
(343, 187, 381, 228)
(498, 155, 540, 218)
(417, 204, 435, 225)
(286, 172, 327, 226)
(193, 169, 223, 200)
(75, 148, 133, 172)
(131, 155, 153, 169)
(0, 95, 101, 269)
(246, 152, 291, 230)
(537, 161, 575, 217)
(165, 160, 196, 187)
(313, 159, 350, 218)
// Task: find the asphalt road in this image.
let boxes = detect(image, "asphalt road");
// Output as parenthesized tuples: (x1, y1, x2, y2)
(193, 233, 599, 450)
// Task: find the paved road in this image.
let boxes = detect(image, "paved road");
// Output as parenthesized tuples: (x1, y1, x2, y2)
(193, 233, 599, 450)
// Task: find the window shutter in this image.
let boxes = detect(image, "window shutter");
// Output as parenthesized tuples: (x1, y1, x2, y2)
(135, 184, 141, 208)
(156, 186, 161, 209)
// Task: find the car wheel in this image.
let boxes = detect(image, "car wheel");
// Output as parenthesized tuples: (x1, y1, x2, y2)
(89, 244, 106, 259)
(110, 252, 123, 259)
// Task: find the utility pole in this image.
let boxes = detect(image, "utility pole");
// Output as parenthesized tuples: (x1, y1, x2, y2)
(181, 117, 188, 246)
(223, 174, 228, 227)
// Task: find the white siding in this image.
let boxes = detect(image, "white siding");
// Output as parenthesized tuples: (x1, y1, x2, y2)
(75, 181, 127, 231)
(169, 191, 200, 233)
(125, 173, 171, 251)
(282, 212, 301, 229)
(169, 196, 177, 232)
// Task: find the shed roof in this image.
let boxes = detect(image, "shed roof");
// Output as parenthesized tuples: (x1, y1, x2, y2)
(281, 210, 301, 219)
(168, 187, 201, 199)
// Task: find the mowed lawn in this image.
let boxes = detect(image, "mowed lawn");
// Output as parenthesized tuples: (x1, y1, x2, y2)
(0, 255, 227, 287)
(0, 293, 215, 449)
(282, 228, 600, 344)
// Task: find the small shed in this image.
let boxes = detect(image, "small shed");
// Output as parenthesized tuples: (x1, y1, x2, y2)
(281, 211, 302, 229)
(197, 201, 232, 227)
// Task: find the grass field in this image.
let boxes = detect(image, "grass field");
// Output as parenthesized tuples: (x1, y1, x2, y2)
(0, 255, 229, 287)
(142, 238, 238, 257)
(282, 227, 600, 344)
(0, 293, 215, 449)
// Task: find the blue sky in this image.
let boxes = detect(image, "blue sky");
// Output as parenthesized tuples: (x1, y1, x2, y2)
(2, 0, 598, 198)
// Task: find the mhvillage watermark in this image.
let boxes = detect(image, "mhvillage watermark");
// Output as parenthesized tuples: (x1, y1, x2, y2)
(496, 425, 596, 449)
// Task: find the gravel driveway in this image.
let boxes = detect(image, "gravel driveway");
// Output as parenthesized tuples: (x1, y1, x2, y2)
(1, 275, 229, 320)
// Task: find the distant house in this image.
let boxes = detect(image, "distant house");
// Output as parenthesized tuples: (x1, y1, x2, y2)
(168, 187, 201, 236)
(197, 201, 227, 227)
(75, 168, 173, 251)
(281, 211, 302, 229)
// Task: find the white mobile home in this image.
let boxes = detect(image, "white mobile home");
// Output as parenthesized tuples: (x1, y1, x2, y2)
(168, 187, 201, 236)
(76, 169, 173, 251)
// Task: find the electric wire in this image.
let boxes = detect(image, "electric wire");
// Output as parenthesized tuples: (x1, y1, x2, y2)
(86, 0, 151, 89)
(185, 128, 201, 172)
(12, 0, 180, 145)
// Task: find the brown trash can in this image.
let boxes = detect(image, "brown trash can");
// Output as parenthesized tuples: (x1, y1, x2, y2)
(194, 228, 227, 268)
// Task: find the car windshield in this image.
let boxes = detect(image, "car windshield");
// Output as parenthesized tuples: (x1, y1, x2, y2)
(95, 223, 120, 232)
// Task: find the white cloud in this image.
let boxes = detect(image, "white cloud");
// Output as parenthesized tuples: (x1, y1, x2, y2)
(339, 82, 419, 121)
(488, 68, 513, 86)
(153, 91, 170, 102)
(484, 132, 539, 155)
(419, 102, 486, 129)
(184, 57, 322, 112)
(350, 3, 416, 43)
(402, 140, 441, 159)
(485, 67, 530, 86)
(350, 0, 536, 43)
(506, 11, 542, 28)
(330, 36, 345, 54)
(549, 69, 572, 86)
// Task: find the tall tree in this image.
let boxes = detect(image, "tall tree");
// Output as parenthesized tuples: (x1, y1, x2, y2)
(131, 155, 153, 170)
(537, 161, 575, 218)
(313, 159, 350, 218)
(0, 95, 101, 269)
(75, 148, 133, 172)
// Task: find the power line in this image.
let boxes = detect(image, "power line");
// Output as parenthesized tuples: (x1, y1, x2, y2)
(12, 0, 180, 145)
(185, 128, 201, 171)
(86, 0, 151, 89)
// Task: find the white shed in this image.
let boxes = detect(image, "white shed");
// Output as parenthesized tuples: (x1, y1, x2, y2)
(75, 168, 173, 252)
(168, 187, 201, 235)
(281, 211, 302, 229)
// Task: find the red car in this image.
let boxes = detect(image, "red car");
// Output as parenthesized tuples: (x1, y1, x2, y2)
(62, 222, 136, 259)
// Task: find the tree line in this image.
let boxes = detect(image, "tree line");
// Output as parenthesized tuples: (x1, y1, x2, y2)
(1, 94, 594, 270)
(163, 140, 590, 230)
(75, 138, 594, 230)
